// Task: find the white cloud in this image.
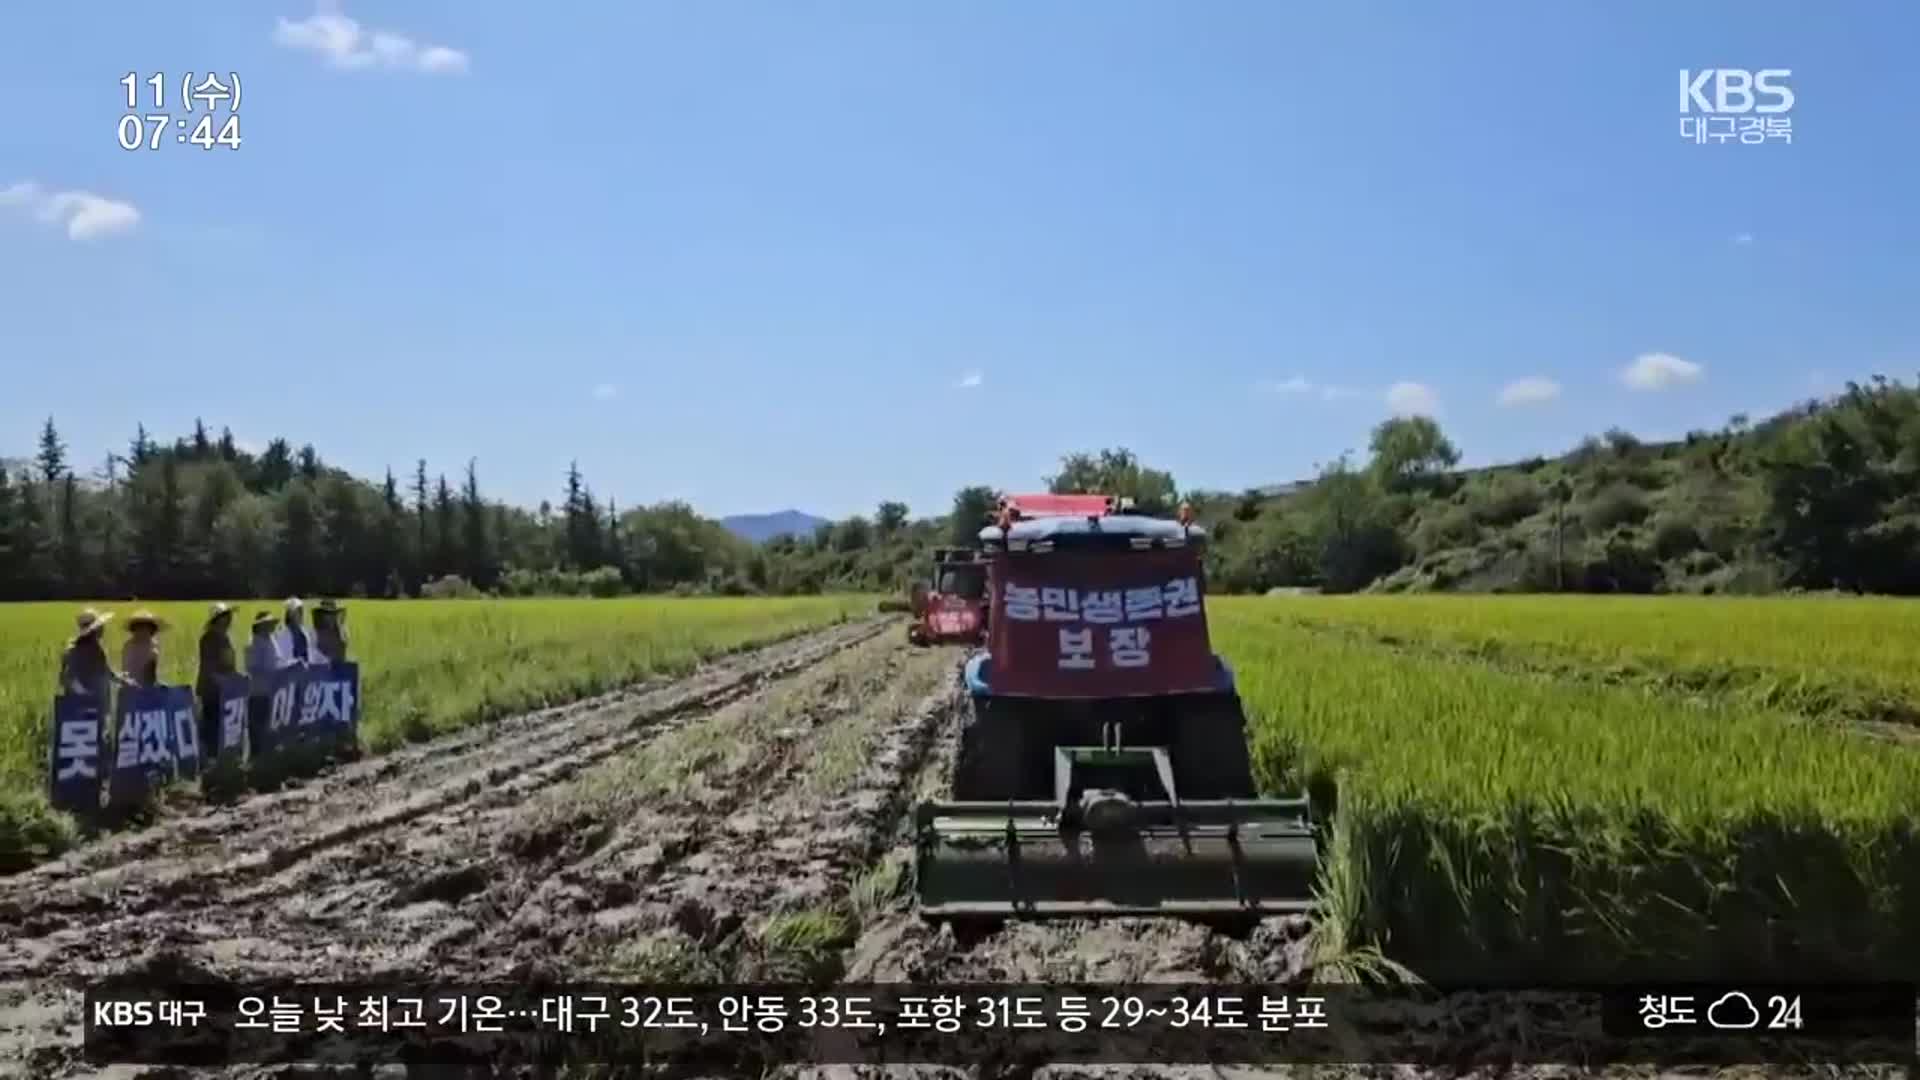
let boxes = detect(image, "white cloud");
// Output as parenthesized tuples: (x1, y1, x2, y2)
(1384, 381, 1439, 416)
(1258, 376, 1314, 394)
(1497, 376, 1561, 407)
(416, 46, 469, 73)
(954, 370, 983, 389)
(1, 181, 140, 240)
(1622, 352, 1704, 391)
(1732, 232, 1755, 245)
(591, 383, 618, 401)
(1258, 377, 1370, 402)
(274, 6, 469, 73)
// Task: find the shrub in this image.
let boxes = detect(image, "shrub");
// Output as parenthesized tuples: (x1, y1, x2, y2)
(419, 574, 482, 599)
(1574, 536, 1660, 593)
(581, 566, 626, 598)
(1471, 474, 1544, 527)
(1582, 484, 1651, 532)
(1412, 506, 1479, 557)
(1701, 520, 1747, 560)
(1651, 515, 1705, 560)
(1679, 549, 1725, 577)
(1604, 427, 1643, 457)
(498, 567, 542, 597)
(1705, 560, 1783, 595)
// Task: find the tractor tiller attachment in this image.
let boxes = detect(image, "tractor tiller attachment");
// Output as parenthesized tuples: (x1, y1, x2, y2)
(915, 746, 1318, 918)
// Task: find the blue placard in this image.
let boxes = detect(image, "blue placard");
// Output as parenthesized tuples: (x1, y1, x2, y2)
(241, 663, 364, 771)
(170, 689, 203, 781)
(107, 686, 195, 808)
(213, 673, 251, 761)
(51, 664, 367, 816)
(47, 694, 106, 815)
(308, 662, 360, 743)
(253, 666, 304, 762)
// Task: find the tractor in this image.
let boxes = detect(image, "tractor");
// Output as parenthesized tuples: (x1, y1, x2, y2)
(913, 493, 1319, 922)
(906, 547, 989, 647)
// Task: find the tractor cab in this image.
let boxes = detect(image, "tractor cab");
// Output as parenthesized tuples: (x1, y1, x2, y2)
(930, 549, 987, 602)
(907, 547, 990, 647)
(912, 492, 1320, 923)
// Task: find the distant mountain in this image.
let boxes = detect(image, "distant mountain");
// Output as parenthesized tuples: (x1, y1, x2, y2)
(720, 509, 829, 544)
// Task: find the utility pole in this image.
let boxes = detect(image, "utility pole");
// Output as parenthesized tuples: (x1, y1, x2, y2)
(1550, 479, 1569, 591)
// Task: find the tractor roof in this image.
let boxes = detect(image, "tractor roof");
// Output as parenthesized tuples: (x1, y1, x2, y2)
(978, 513, 1205, 549)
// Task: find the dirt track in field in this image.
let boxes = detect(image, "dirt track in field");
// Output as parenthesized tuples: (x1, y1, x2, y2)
(1, 618, 1903, 1079)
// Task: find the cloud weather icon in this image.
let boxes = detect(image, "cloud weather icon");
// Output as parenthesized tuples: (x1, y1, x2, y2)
(1707, 991, 1760, 1029)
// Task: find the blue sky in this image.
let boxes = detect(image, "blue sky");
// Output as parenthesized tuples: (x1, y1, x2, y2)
(3, 2, 1914, 520)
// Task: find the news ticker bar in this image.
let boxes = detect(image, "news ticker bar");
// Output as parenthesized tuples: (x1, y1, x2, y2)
(84, 982, 1917, 1067)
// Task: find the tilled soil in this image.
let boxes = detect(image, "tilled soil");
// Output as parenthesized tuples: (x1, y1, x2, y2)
(2, 620, 1905, 1079)
(0, 618, 902, 1073)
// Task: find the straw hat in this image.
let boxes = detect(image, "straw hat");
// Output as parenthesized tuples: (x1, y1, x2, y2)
(73, 609, 114, 640)
(251, 611, 279, 632)
(315, 598, 344, 616)
(285, 597, 305, 613)
(207, 602, 234, 624)
(127, 609, 165, 632)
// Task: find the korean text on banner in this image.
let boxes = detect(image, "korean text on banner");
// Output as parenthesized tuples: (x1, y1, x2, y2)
(213, 673, 251, 761)
(48, 694, 106, 814)
(107, 686, 195, 808)
(250, 664, 360, 766)
(986, 548, 1218, 698)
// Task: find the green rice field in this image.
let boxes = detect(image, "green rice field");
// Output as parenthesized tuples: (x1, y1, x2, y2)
(1212, 596, 1920, 982)
(0, 595, 872, 867)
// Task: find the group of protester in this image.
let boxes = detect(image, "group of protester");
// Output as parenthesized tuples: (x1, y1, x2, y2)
(57, 597, 349, 754)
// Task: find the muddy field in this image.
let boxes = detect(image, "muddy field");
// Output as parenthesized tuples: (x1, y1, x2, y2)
(0, 619, 1904, 1079)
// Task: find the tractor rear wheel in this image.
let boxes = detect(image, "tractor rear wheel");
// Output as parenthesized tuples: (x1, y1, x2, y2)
(951, 697, 1031, 801)
(1170, 694, 1259, 800)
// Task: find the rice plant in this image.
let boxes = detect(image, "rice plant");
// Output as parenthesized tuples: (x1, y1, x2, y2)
(1214, 604, 1920, 983)
(0, 594, 872, 866)
(1221, 593, 1920, 724)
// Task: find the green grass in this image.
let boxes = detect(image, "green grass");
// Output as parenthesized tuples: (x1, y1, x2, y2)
(0, 595, 874, 869)
(1212, 600, 1920, 983)
(1227, 593, 1920, 724)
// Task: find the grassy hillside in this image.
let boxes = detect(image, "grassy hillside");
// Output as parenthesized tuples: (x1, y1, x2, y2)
(1197, 377, 1920, 596)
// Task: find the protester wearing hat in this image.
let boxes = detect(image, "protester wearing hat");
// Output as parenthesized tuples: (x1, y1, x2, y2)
(272, 597, 312, 668)
(57, 608, 130, 704)
(313, 599, 349, 665)
(197, 604, 239, 753)
(121, 610, 166, 689)
(246, 611, 284, 690)
(245, 611, 283, 746)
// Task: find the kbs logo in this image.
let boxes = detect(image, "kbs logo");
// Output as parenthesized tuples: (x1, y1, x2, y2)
(1680, 69, 1794, 113)
(94, 1000, 154, 1025)
(1678, 69, 1793, 146)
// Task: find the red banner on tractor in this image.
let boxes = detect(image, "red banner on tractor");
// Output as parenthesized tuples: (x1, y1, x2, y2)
(986, 547, 1218, 698)
(926, 595, 982, 639)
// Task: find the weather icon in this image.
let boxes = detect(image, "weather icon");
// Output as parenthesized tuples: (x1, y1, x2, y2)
(1707, 991, 1760, 1029)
